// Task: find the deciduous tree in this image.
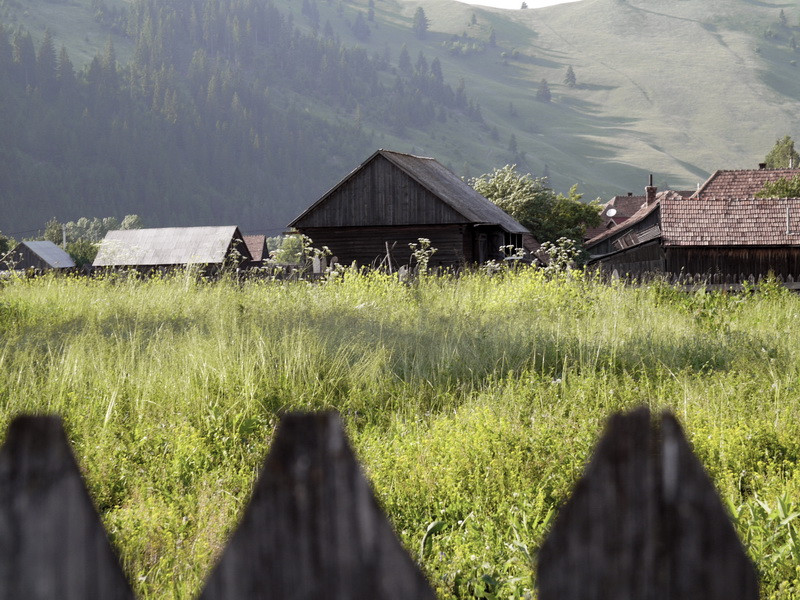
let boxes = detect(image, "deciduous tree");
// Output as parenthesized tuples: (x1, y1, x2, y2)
(757, 175, 800, 198)
(765, 135, 800, 168)
(471, 164, 601, 243)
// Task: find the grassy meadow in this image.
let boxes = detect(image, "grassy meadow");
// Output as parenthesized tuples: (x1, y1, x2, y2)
(1, 269, 799, 598)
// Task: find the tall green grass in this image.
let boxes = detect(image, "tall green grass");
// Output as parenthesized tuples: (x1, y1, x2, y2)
(1, 270, 799, 598)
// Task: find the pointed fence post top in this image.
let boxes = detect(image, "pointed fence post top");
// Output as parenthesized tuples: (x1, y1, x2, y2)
(200, 411, 437, 600)
(0, 416, 134, 600)
(537, 407, 758, 600)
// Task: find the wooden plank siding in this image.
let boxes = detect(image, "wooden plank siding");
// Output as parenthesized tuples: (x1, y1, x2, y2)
(589, 240, 666, 276)
(301, 225, 474, 267)
(666, 247, 800, 277)
(294, 155, 468, 228)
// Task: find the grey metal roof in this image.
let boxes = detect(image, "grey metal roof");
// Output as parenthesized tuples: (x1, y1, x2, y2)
(20, 241, 76, 268)
(93, 226, 247, 266)
(290, 150, 529, 234)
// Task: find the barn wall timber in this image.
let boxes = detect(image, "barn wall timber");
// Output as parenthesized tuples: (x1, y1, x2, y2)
(591, 241, 665, 276)
(301, 226, 471, 267)
(294, 156, 468, 228)
(666, 247, 800, 276)
(11, 246, 60, 270)
(586, 208, 659, 256)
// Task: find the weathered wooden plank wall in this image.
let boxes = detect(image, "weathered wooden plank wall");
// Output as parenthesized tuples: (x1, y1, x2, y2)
(0, 409, 759, 600)
(667, 246, 800, 277)
(295, 155, 467, 228)
(299, 225, 472, 266)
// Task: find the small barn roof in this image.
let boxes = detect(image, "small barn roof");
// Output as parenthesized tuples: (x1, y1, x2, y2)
(695, 167, 800, 199)
(290, 150, 529, 234)
(243, 235, 268, 262)
(94, 226, 249, 266)
(660, 196, 800, 246)
(15, 241, 75, 268)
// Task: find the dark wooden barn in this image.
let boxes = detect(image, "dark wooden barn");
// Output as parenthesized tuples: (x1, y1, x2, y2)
(288, 150, 531, 267)
(586, 181, 800, 278)
(6, 241, 76, 271)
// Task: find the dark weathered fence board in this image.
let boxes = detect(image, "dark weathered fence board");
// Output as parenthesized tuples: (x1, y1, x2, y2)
(0, 416, 134, 600)
(199, 412, 437, 600)
(537, 407, 757, 600)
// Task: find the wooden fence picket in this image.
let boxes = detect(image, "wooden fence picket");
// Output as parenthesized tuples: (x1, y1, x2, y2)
(536, 407, 758, 600)
(0, 410, 768, 599)
(199, 412, 437, 600)
(0, 416, 134, 600)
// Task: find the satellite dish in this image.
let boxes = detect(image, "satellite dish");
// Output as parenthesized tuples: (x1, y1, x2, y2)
(606, 208, 617, 217)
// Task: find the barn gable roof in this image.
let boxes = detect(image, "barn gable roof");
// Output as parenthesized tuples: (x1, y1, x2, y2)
(290, 150, 529, 234)
(15, 241, 76, 268)
(94, 226, 250, 266)
(695, 168, 800, 199)
(243, 235, 268, 262)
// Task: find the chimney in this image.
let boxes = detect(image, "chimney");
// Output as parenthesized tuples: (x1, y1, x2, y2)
(759, 163, 767, 170)
(645, 173, 657, 205)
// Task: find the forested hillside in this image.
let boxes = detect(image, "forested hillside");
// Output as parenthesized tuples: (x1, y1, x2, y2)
(0, 0, 489, 233)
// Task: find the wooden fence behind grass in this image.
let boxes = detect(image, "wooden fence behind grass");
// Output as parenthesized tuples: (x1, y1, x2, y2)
(608, 269, 800, 291)
(0, 409, 757, 600)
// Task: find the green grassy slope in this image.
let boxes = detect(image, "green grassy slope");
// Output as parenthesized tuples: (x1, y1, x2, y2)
(3, 0, 800, 210)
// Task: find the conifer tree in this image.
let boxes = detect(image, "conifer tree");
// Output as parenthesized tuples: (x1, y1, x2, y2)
(37, 29, 57, 97)
(412, 7, 429, 39)
(536, 78, 551, 102)
(398, 44, 412, 74)
(564, 65, 576, 88)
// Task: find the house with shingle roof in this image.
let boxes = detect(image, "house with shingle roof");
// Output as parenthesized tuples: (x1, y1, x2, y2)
(289, 149, 533, 267)
(584, 188, 693, 242)
(694, 164, 800, 199)
(586, 171, 800, 277)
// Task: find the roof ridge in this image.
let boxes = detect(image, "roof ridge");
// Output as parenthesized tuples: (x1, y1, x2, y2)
(379, 149, 434, 161)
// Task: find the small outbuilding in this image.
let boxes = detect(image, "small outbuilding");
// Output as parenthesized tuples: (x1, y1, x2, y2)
(288, 149, 531, 267)
(6, 241, 75, 271)
(94, 226, 251, 272)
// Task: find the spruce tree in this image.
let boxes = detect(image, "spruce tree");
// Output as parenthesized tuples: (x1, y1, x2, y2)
(536, 78, 551, 102)
(398, 44, 412, 74)
(564, 65, 576, 88)
(412, 7, 429, 39)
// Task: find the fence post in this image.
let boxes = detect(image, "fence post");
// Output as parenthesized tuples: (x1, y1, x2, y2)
(0, 416, 134, 600)
(199, 412, 437, 600)
(537, 407, 757, 600)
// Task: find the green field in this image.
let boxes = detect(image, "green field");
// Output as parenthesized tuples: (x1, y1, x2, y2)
(1, 269, 799, 598)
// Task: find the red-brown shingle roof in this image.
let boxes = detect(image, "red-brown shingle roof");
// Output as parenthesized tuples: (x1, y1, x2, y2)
(585, 190, 685, 247)
(695, 168, 800, 199)
(660, 196, 800, 246)
(244, 235, 268, 262)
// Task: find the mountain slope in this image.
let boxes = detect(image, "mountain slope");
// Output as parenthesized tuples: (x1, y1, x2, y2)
(1, 0, 799, 235)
